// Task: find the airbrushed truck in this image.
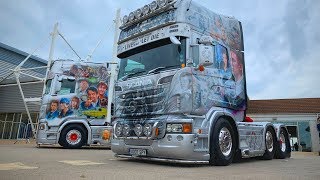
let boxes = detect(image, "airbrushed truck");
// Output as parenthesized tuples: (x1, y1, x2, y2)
(37, 59, 112, 148)
(111, 0, 291, 165)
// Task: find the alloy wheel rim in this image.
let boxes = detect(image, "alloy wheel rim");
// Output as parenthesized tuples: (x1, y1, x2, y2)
(219, 127, 232, 156)
(266, 131, 274, 152)
(279, 133, 286, 152)
(66, 130, 82, 145)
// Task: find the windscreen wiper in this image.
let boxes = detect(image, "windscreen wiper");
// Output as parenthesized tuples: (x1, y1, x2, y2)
(148, 65, 180, 74)
(121, 70, 146, 80)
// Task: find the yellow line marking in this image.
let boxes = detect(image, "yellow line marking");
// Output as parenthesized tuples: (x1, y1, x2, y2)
(59, 160, 105, 166)
(0, 162, 38, 171)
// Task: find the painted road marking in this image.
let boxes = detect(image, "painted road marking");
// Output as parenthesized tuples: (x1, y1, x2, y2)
(59, 160, 105, 166)
(0, 162, 38, 171)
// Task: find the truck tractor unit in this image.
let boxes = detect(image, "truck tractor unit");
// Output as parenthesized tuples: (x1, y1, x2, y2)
(111, 0, 291, 165)
(37, 59, 112, 148)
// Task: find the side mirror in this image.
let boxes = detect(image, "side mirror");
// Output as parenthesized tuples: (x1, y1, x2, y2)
(67, 76, 75, 81)
(199, 45, 214, 66)
(191, 44, 214, 67)
(170, 36, 181, 45)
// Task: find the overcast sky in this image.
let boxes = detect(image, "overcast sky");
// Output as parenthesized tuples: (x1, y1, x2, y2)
(0, 0, 319, 100)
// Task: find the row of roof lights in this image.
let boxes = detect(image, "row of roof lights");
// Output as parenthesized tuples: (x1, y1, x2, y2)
(122, 0, 175, 25)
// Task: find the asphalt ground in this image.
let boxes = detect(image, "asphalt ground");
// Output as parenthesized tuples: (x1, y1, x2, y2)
(0, 140, 319, 180)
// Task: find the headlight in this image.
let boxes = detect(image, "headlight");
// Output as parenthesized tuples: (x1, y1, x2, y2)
(39, 123, 46, 130)
(166, 124, 182, 133)
(134, 124, 143, 137)
(143, 124, 152, 137)
(123, 124, 131, 136)
(150, 1, 158, 11)
(114, 123, 123, 137)
(166, 123, 192, 133)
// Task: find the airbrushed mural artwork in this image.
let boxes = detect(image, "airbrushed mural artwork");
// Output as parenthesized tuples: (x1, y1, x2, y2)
(45, 63, 110, 121)
(186, 2, 244, 51)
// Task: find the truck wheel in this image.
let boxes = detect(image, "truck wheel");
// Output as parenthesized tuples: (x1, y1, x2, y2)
(262, 126, 276, 160)
(209, 118, 236, 166)
(59, 124, 87, 149)
(275, 128, 291, 159)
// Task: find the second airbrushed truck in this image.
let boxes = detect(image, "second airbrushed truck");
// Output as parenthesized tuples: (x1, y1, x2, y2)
(111, 0, 291, 165)
(37, 60, 112, 148)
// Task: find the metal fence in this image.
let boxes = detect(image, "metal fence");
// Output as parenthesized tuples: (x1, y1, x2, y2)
(0, 112, 38, 140)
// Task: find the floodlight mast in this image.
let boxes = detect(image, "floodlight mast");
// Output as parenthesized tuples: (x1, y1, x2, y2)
(106, 8, 121, 124)
(42, 23, 59, 95)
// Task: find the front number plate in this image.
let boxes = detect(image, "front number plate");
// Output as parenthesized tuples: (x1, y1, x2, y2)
(129, 149, 147, 156)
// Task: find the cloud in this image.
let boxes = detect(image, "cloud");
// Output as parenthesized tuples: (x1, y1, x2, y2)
(0, 0, 319, 99)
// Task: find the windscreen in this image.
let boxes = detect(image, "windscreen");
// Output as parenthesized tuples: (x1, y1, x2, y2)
(118, 37, 186, 79)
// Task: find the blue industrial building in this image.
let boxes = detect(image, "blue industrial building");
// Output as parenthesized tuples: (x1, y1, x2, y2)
(0, 42, 47, 139)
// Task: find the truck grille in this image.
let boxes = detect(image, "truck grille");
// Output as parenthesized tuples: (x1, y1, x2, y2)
(116, 85, 168, 116)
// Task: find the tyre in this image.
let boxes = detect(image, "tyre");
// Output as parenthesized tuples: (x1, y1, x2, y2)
(58, 124, 87, 149)
(209, 118, 236, 166)
(275, 128, 291, 159)
(262, 126, 276, 160)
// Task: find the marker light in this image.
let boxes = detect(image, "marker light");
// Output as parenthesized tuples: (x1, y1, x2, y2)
(142, 5, 150, 15)
(129, 12, 135, 22)
(150, 1, 158, 11)
(182, 123, 192, 133)
(199, 65, 205, 72)
(157, 0, 168, 8)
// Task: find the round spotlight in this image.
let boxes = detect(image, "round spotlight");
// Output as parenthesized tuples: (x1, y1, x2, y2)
(123, 15, 129, 24)
(114, 123, 123, 137)
(129, 12, 135, 22)
(123, 124, 131, 137)
(134, 124, 143, 137)
(142, 5, 150, 15)
(143, 124, 153, 137)
(150, 1, 158, 11)
(135, 8, 143, 18)
(157, 0, 167, 8)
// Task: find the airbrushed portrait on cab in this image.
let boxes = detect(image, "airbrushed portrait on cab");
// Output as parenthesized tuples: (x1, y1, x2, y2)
(43, 64, 110, 122)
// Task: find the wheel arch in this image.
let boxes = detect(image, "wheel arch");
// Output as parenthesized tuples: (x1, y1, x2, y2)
(208, 111, 240, 151)
(57, 120, 91, 145)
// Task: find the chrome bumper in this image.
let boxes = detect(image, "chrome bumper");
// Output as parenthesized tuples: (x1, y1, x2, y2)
(111, 134, 210, 162)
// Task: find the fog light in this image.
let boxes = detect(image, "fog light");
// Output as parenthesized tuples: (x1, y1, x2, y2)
(123, 124, 131, 137)
(134, 124, 143, 137)
(177, 135, 183, 141)
(114, 123, 122, 137)
(143, 124, 152, 137)
(167, 135, 172, 141)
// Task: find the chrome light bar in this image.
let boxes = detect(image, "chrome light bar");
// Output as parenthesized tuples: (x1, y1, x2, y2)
(120, 0, 177, 29)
